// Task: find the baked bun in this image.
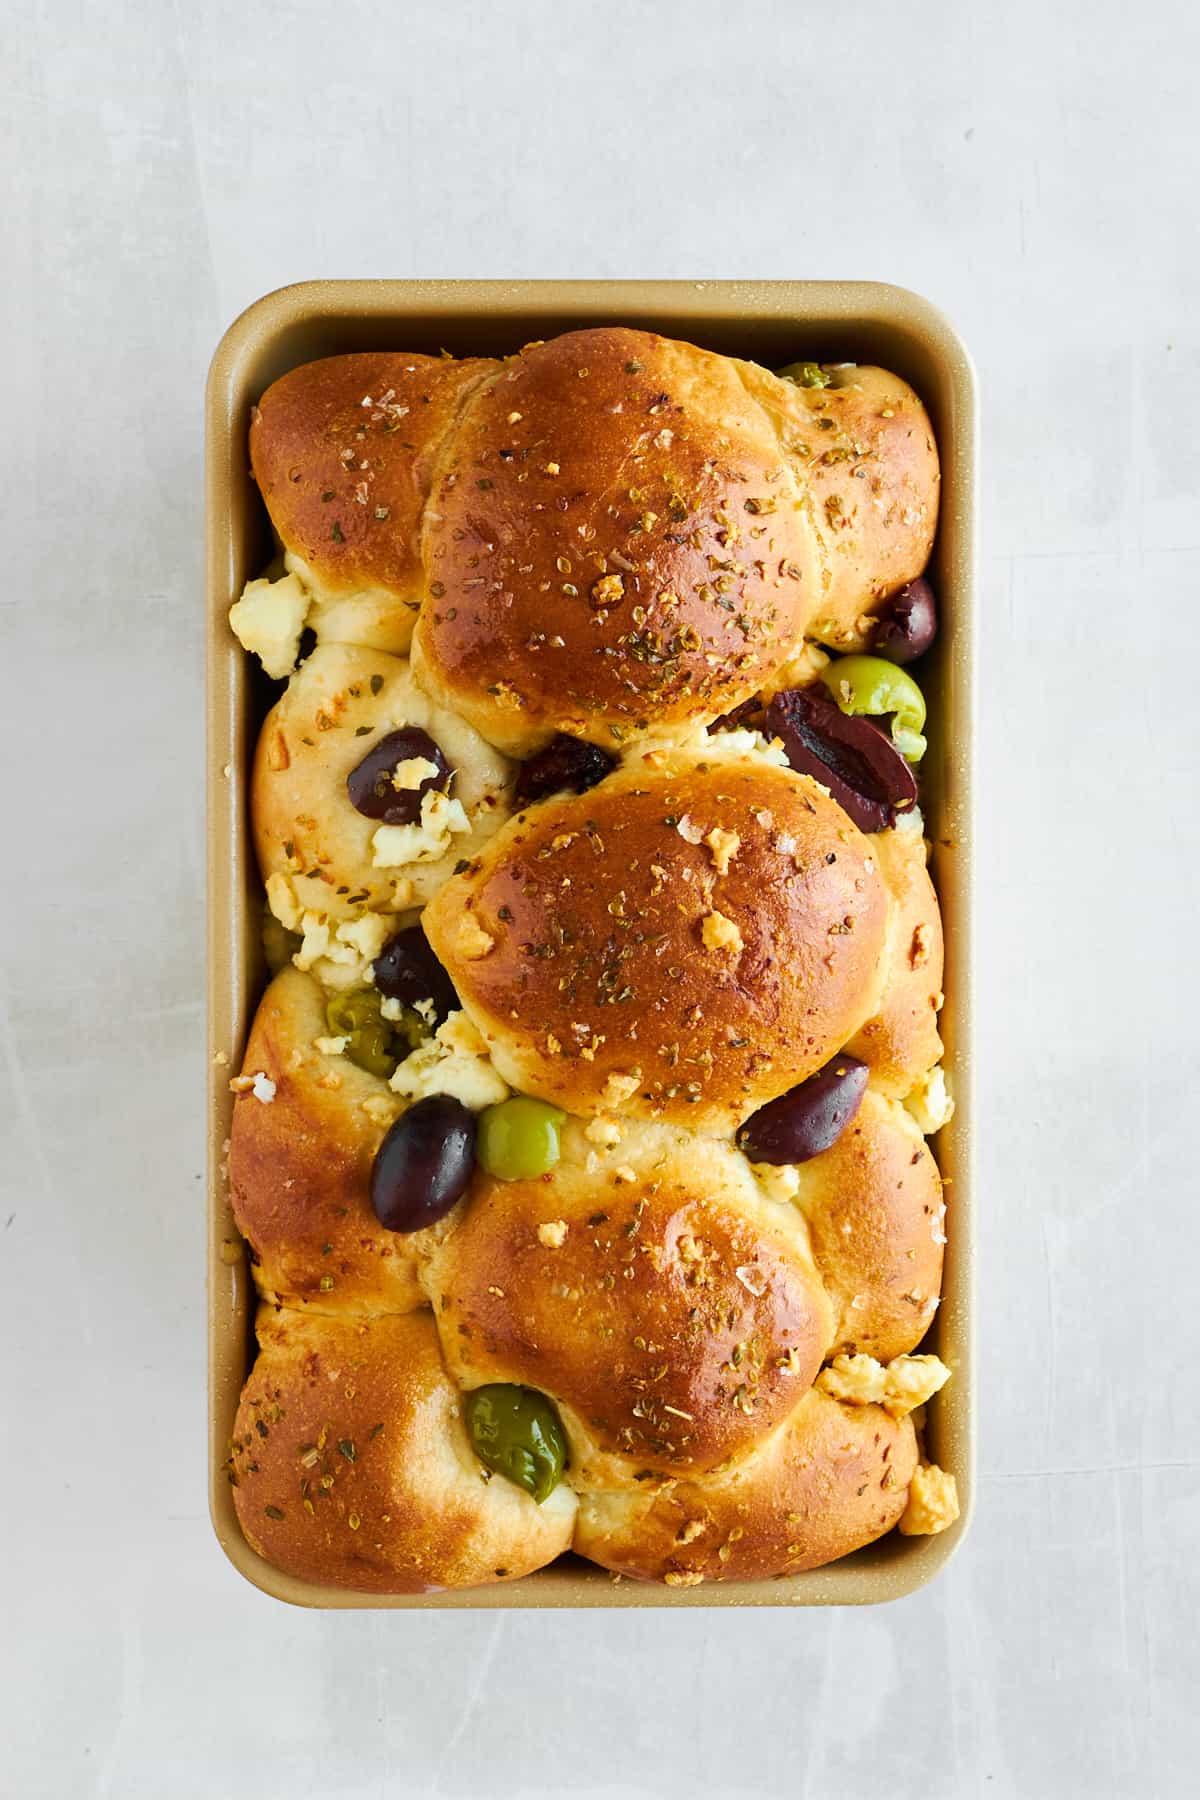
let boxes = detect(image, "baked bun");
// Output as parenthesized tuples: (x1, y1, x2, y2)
(425, 1119, 833, 1478)
(254, 642, 513, 927)
(251, 352, 498, 653)
(423, 747, 889, 1131)
(230, 1308, 576, 1592)
(793, 1091, 944, 1360)
(574, 1387, 917, 1582)
(845, 822, 943, 1093)
(229, 967, 422, 1316)
(741, 361, 939, 651)
(412, 328, 822, 754)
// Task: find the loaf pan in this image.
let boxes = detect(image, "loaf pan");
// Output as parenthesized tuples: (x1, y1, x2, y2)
(206, 280, 977, 1608)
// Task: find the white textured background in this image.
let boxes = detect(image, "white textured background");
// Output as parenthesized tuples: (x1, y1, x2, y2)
(3, 1, 1198, 1795)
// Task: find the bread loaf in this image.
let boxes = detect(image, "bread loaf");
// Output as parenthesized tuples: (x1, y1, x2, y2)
(226, 327, 958, 1592)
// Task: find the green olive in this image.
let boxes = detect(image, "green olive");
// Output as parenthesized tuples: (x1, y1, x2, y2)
(465, 1384, 567, 1503)
(324, 986, 429, 1080)
(819, 654, 928, 763)
(776, 360, 831, 389)
(477, 1096, 566, 1181)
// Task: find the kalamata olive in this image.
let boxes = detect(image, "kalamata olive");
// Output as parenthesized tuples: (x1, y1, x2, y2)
(369, 1094, 476, 1233)
(465, 1384, 567, 1503)
(373, 925, 459, 1024)
(709, 695, 765, 733)
(873, 577, 938, 665)
(346, 727, 450, 823)
(737, 1055, 869, 1165)
(515, 734, 616, 805)
(765, 684, 917, 834)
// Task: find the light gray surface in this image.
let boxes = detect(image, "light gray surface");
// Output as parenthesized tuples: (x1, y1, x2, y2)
(2, 1, 1197, 1795)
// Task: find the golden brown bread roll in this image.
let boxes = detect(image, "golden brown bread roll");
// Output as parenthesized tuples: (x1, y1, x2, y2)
(740, 361, 939, 652)
(423, 746, 890, 1132)
(250, 351, 498, 653)
(225, 325, 957, 1594)
(845, 821, 944, 1094)
(792, 1090, 944, 1360)
(424, 1118, 834, 1479)
(228, 967, 423, 1316)
(254, 641, 512, 931)
(413, 328, 823, 753)
(574, 1387, 917, 1582)
(230, 1307, 575, 1592)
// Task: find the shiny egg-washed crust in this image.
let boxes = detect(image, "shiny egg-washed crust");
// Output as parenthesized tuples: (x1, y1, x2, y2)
(793, 1091, 944, 1361)
(425, 1120, 834, 1478)
(574, 1387, 917, 1582)
(249, 331, 937, 747)
(230, 328, 952, 1591)
(253, 642, 513, 922)
(423, 751, 890, 1132)
(250, 352, 498, 653)
(230, 1308, 575, 1593)
(229, 967, 424, 1316)
(231, 989, 940, 1371)
(739, 361, 939, 652)
(845, 823, 944, 1093)
(413, 328, 823, 753)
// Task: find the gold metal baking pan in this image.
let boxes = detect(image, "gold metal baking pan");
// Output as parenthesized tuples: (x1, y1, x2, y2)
(206, 280, 977, 1608)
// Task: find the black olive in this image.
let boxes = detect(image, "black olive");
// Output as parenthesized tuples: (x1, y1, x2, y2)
(765, 685, 918, 833)
(737, 1056, 869, 1165)
(873, 578, 938, 665)
(346, 727, 450, 824)
(370, 1095, 476, 1233)
(373, 925, 459, 1025)
(514, 734, 616, 805)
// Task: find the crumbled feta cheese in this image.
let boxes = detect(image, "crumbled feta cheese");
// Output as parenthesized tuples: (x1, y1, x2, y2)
(265, 872, 304, 933)
(584, 1114, 622, 1149)
(337, 914, 392, 960)
(371, 789, 471, 868)
(751, 1161, 801, 1204)
(537, 1220, 568, 1249)
(456, 915, 495, 960)
(389, 1009, 509, 1110)
(438, 1011, 488, 1057)
(391, 756, 441, 791)
(898, 1462, 960, 1536)
(816, 1352, 951, 1418)
(904, 1065, 954, 1135)
(705, 827, 740, 874)
(265, 877, 391, 987)
(251, 1072, 276, 1104)
(314, 1035, 349, 1057)
(701, 909, 743, 955)
(227, 573, 310, 679)
(601, 1071, 641, 1109)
